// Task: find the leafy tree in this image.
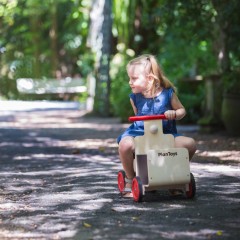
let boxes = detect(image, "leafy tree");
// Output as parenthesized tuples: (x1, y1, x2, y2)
(0, 0, 92, 99)
(1, 0, 239, 123)
(110, 0, 240, 122)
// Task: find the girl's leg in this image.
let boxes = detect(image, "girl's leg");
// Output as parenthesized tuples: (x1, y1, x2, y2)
(174, 136, 197, 160)
(118, 136, 135, 179)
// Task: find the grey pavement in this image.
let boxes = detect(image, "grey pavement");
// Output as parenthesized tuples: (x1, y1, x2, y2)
(0, 101, 239, 240)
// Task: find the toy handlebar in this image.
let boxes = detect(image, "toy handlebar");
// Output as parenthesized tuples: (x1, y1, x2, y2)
(129, 114, 167, 122)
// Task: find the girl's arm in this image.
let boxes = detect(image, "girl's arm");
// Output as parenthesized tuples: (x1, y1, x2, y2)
(165, 93, 186, 120)
(130, 98, 137, 115)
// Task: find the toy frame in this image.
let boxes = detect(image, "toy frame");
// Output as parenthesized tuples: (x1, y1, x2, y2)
(118, 114, 196, 202)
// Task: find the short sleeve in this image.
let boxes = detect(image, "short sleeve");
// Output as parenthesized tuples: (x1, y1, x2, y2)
(129, 93, 136, 105)
(168, 88, 174, 101)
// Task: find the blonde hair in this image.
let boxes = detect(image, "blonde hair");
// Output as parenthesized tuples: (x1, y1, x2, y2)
(127, 54, 176, 95)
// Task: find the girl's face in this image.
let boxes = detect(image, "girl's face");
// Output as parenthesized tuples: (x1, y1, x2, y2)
(127, 65, 150, 94)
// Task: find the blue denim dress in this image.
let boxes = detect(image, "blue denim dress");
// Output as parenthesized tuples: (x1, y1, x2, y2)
(117, 87, 180, 143)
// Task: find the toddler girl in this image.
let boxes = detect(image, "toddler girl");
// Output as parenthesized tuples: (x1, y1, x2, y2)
(117, 54, 196, 198)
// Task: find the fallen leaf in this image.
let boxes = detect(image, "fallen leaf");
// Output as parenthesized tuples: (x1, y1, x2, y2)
(83, 222, 92, 228)
(98, 146, 105, 152)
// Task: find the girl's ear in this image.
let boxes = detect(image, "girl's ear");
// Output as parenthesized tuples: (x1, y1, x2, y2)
(147, 74, 154, 82)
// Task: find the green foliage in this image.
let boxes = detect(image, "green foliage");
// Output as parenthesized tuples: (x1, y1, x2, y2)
(0, 77, 18, 99)
(160, 38, 218, 81)
(0, 0, 92, 100)
(178, 92, 204, 123)
(222, 70, 240, 95)
(110, 51, 134, 121)
(1, 0, 239, 122)
(110, 0, 240, 123)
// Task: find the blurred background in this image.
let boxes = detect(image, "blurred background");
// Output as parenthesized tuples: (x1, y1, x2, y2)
(0, 0, 240, 135)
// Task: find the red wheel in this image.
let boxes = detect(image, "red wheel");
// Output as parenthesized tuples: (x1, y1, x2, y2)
(117, 170, 126, 193)
(132, 177, 143, 202)
(186, 173, 196, 199)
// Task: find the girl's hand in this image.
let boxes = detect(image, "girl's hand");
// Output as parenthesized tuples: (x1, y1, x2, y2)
(164, 110, 176, 120)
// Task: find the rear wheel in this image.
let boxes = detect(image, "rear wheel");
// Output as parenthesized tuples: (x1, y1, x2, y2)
(132, 177, 143, 202)
(117, 170, 126, 193)
(186, 173, 196, 198)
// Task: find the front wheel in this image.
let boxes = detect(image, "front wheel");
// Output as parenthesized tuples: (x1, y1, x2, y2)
(132, 177, 143, 202)
(186, 173, 196, 199)
(117, 170, 126, 193)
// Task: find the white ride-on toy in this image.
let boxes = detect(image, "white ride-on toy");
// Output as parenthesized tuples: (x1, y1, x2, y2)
(118, 114, 196, 202)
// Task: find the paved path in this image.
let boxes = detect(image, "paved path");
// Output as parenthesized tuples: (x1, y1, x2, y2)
(0, 102, 239, 239)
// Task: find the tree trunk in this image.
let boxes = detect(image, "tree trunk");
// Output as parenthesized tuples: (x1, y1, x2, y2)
(30, 16, 41, 78)
(49, 1, 59, 78)
(211, 0, 231, 73)
(87, 0, 112, 117)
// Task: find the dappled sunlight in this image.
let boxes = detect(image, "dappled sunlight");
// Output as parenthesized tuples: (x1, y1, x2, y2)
(0, 0, 239, 235)
(0, 142, 21, 147)
(191, 163, 240, 177)
(69, 138, 119, 154)
(35, 192, 111, 206)
(0, 110, 124, 131)
(194, 135, 240, 164)
(1, 158, 239, 240)
(0, 109, 239, 239)
(0, 153, 118, 238)
(74, 198, 113, 211)
(13, 154, 72, 161)
(111, 205, 154, 212)
(197, 150, 240, 162)
(159, 229, 225, 239)
(195, 135, 240, 151)
(112, 203, 185, 213)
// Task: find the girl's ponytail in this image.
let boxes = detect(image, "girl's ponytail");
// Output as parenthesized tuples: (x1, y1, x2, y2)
(148, 55, 176, 92)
